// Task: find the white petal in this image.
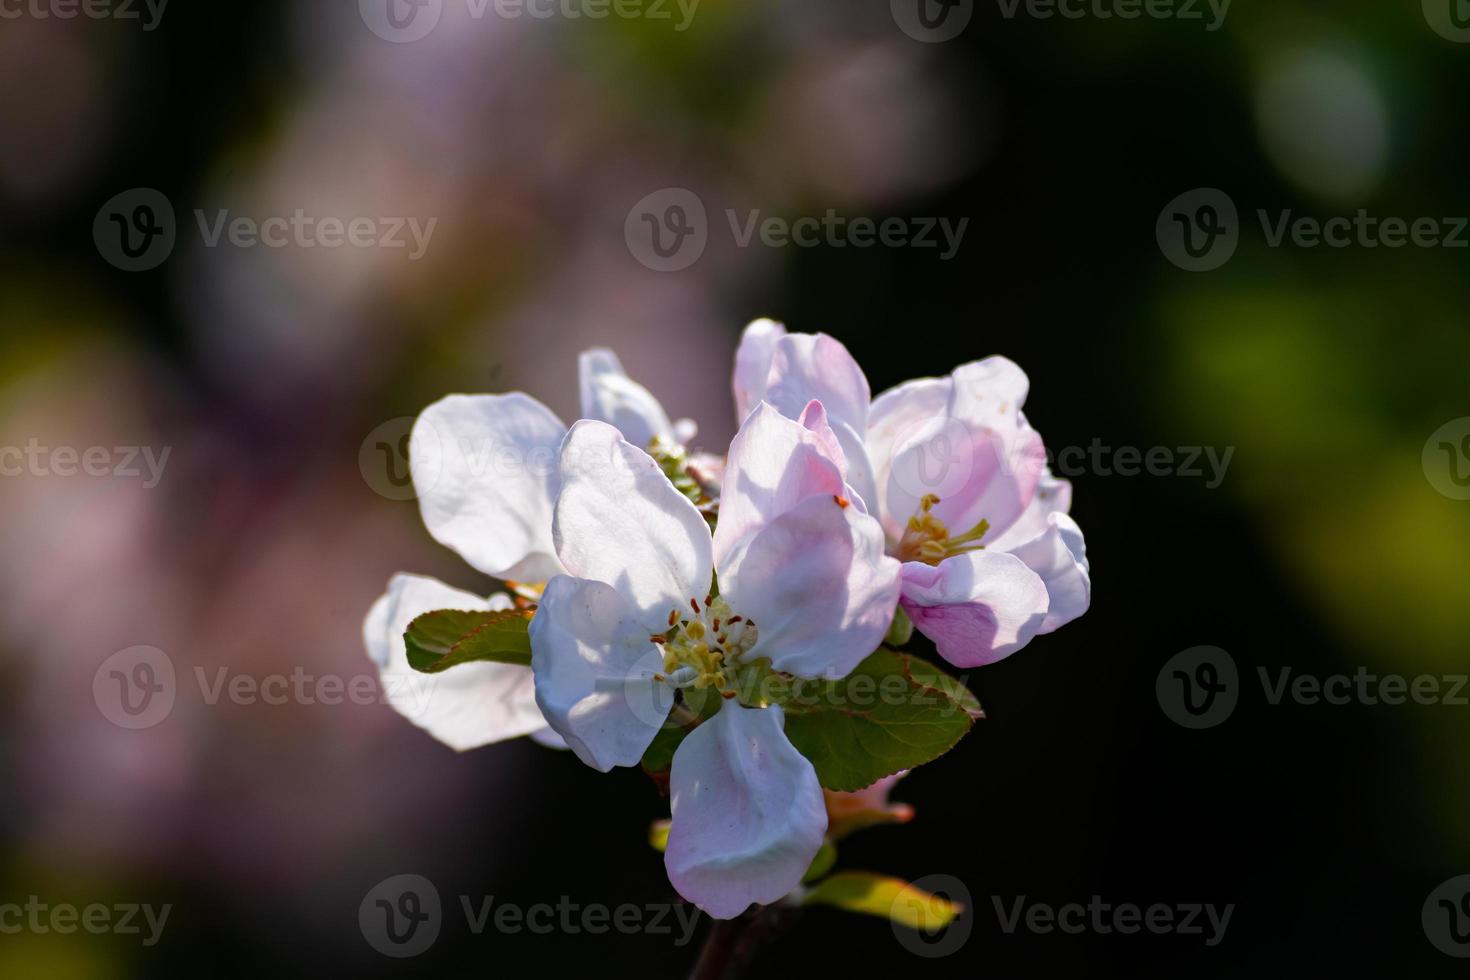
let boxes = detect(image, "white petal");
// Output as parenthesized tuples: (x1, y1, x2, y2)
(712, 403, 847, 571)
(950, 356, 1031, 420)
(412, 394, 566, 581)
(732, 318, 787, 421)
(529, 576, 675, 771)
(762, 332, 871, 436)
(578, 348, 674, 449)
(363, 574, 546, 751)
(997, 512, 1090, 633)
(899, 551, 1050, 668)
(528, 726, 570, 750)
(665, 703, 827, 919)
(553, 421, 714, 630)
(866, 376, 954, 537)
(986, 469, 1073, 550)
(867, 359, 1045, 543)
(720, 493, 901, 680)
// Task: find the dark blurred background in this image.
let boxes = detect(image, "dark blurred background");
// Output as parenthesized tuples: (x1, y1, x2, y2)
(1, 0, 1468, 975)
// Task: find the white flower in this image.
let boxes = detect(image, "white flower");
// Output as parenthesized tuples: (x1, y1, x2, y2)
(364, 350, 679, 750)
(529, 403, 901, 918)
(734, 319, 1090, 668)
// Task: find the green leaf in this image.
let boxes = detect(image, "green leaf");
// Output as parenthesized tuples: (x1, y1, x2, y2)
(404, 608, 532, 673)
(802, 872, 963, 932)
(802, 840, 837, 884)
(776, 649, 982, 792)
(639, 687, 723, 775)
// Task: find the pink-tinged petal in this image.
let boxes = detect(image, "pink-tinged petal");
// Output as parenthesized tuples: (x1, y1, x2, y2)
(824, 772, 914, 840)
(665, 703, 827, 920)
(529, 576, 674, 772)
(799, 401, 876, 515)
(763, 332, 871, 436)
(997, 512, 1090, 633)
(720, 493, 901, 680)
(883, 419, 1046, 546)
(866, 376, 954, 536)
(798, 400, 848, 471)
(363, 574, 546, 751)
(713, 404, 848, 570)
(831, 419, 876, 515)
(411, 393, 566, 582)
(987, 469, 1074, 551)
(578, 348, 674, 449)
(950, 356, 1031, 422)
(899, 551, 1050, 668)
(553, 421, 713, 632)
(867, 360, 1047, 543)
(733, 318, 787, 421)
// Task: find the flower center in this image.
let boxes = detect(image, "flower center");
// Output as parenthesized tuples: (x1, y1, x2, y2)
(653, 595, 758, 697)
(896, 493, 990, 565)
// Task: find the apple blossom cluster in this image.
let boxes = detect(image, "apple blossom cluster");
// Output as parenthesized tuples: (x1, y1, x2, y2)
(364, 320, 1090, 922)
